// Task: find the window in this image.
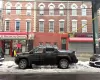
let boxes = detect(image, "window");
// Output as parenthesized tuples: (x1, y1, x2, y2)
(5, 20, 10, 31)
(39, 21, 44, 32)
(71, 4, 78, 16)
(59, 21, 64, 32)
(45, 48, 54, 53)
(49, 21, 54, 32)
(46, 42, 51, 46)
(26, 21, 31, 32)
(39, 5, 44, 15)
(5, 2, 12, 15)
(26, 3, 32, 15)
(82, 20, 87, 32)
(16, 3, 22, 15)
(26, 6, 31, 15)
(81, 4, 87, 16)
(59, 6, 64, 15)
(16, 20, 20, 31)
(35, 48, 43, 53)
(49, 5, 54, 15)
(72, 20, 77, 32)
(39, 42, 43, 46)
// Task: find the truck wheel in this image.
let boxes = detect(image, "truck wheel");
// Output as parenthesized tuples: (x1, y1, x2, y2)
(19, 59, 28, 69)
(58, 59, 69, 69)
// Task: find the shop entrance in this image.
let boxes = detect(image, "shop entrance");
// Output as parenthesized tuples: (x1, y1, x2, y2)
(4, 40, 12, 55)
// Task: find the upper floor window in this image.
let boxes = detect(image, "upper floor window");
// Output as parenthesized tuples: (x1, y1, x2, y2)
(58, 3, 65, 15)
(59, 20, 64, 32)
(82, 20, 87, 32)
(5, 20, 10, 31)
(15, 3, 22, 15)
(39, 21, 44, 32)
(81, 4, 87, 16)
(5, 2, 12, 15)
(49, 20, 54, 32)
(71, 3, 78, 16)
(25, 3, 32, 16)
(38, 3, 45, 15)
(26, 21, 31, 32)
(15, 20, 20, 31)
(39, 5, 44, 15)
(72, 20, 77, 32)
(48, 3, 55, 15)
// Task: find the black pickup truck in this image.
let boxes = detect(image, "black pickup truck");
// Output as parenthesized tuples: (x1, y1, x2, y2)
(15, 46, 78, 69)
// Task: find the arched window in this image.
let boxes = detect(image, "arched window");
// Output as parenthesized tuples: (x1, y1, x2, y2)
(38, 3, 45, 15)
(15, 3, 22, 15)
(5, 2, 12, 15)
(58, 3, 65, 15)
(48, 3, 55, 15)
(81, 4, 87, 16)
(71, 4, 78, 16)
(26, 3, 32, 15)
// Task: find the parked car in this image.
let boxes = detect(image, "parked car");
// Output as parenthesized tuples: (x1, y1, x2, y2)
(15, 46, 78, 69)
(89, 54, 100, 67)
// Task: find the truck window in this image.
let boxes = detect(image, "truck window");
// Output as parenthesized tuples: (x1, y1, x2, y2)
(45, 48, 54, 53)
(35, 48, 43, 53)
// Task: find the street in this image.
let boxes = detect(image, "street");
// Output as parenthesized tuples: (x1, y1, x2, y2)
(0, 73, 100, 80)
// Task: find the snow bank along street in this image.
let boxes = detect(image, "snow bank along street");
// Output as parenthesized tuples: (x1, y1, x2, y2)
(0, 61, 100, 73)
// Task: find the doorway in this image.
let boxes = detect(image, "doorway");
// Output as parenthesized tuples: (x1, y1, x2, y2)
(61, 38, 66, 50)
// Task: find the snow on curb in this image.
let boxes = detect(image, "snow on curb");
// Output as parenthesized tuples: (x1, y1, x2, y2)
(0, 61, 99, 73)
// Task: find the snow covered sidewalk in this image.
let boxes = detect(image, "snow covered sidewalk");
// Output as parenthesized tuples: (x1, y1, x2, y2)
(0, 61, 99, 73)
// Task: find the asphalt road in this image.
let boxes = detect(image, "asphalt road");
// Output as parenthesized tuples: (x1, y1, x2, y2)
(0, 73, 100, 80)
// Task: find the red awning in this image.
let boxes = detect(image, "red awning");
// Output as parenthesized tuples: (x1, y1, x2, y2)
(69, 37, 99, 42)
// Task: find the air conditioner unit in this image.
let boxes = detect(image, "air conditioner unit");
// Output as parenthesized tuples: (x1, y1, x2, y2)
(49, 30, 53, 32)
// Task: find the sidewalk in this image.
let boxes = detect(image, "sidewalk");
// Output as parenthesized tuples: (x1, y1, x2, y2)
(4, 55, 15, 61)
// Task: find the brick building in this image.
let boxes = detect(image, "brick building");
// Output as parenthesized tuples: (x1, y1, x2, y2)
(2, 0, 97, 55)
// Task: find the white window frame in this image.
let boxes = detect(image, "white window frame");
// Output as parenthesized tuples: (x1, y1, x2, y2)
(72, 20, 77, 32)
(39, 5, 44, 15)
(5, 20, 10, 31)
(49, 20, 54, 32)
(71, 4, 78, 16)
(58, 3, 65, 16)
(15, 3, 22, 15)
(39, 21, 44, 32)
(81, 4, 87, 16)
(59, 20, 64, 32)
(26, 21, 31, 32)
(82, 20, 87, 33)
(5, 2, 12, 15)
(15, 20, 20, 32)
(26, 6, 31, 15)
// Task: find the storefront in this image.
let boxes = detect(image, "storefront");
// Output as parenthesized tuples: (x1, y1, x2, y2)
(33, 32, 69, 50)
(0, 32, 34, 56)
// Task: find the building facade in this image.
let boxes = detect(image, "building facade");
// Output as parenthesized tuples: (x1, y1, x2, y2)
(2, 0, 97, 55)
(2, 0, 34, 55)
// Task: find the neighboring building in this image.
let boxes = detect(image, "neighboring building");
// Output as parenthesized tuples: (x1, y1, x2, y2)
(2, 0, 34, 55)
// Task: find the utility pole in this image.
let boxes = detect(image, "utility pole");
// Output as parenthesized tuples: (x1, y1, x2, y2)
(92, 0, 99, 54)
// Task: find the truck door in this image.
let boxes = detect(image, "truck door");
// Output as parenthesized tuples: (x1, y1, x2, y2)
(30, 48, 44, 65)
(44, 48, 57, 65)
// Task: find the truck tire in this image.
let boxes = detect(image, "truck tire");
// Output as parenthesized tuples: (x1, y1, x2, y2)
(58, 59, 69, 69)
(18, 59, 28, 69)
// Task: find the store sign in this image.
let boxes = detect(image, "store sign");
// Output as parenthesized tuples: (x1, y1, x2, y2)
(0, 35, 27, 39)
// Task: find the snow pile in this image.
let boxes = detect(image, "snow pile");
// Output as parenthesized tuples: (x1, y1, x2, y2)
(0, 61, 99, 73)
